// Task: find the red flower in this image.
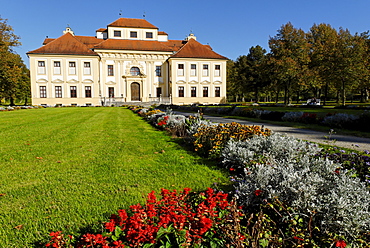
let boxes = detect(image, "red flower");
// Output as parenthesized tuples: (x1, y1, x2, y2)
(229, 168, 235, 171)
(254, 189, 263, 196)
(293, 236, 304, 241)
(335, 240, 346, 248)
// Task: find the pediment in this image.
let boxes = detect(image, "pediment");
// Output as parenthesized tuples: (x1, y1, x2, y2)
(67, 79, 79, 84)
(83, 79, 94, 84)
(213, 81, 222, 85)
(106, 81, 116, 85)
(52, 79, 64, 84)
(201, 80, 211, 84)
(36, 79, 48, 83)
(175, 80, 186, 84)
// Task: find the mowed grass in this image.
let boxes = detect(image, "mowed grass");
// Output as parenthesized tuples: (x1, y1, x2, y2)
(0, 107, 229, 247)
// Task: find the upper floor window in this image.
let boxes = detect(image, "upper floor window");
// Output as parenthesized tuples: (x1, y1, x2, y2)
(190, 64, 196, 76)
(177, 64, 184, 76)
(215, 86, 221, 97)
(203, 64, 209, 76)
(130, 67, 140, 76)
(215, 65, 221, 77)
(146, 32, 153, 39)
(107, 65, 114, 76)
(69, 62, 76, 75)
(114, 30, 121, 37)
(38, 61, 45, 74)
(54, 61, 61, 74)
(70, 86, 77, 98)
(130, 31, 137, 38)
(84, 62, 91, 75)
(55, 86, 62, 98)
(178, 86, 184, 97)
(85, 86, 92, 98)
(156, 66, 161, 76)
(40, 86, 47, 98)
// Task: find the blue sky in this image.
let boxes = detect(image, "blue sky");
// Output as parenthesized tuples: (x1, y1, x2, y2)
(2, 0, 370, 68)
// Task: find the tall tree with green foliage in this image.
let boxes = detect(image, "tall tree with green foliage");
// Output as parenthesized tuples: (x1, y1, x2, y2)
(268, 22, 311, 104)
(0, 16, 30, 105)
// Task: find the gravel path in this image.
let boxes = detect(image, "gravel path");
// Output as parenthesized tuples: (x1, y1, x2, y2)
(175, 112, 370, 152)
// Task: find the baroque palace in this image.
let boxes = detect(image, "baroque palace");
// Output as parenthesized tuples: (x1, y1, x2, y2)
(27, 18, 228, 106)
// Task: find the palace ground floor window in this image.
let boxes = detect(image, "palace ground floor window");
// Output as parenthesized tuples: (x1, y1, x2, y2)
(55, 86, 62, 98)
(85, 86, 91, 98)
(191, 87, 196, 97)
(203, 86, 208, 97)
(178, 86, 184, 97)
(70, 86, 77, 98)
(40, 86, 47, 98)
(215, 87, 220, 97)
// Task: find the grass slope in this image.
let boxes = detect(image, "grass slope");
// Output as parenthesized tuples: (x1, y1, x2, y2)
(0, 107, 229, 247)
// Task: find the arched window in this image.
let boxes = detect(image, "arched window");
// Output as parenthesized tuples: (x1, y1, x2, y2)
(130, 67, 140, 76)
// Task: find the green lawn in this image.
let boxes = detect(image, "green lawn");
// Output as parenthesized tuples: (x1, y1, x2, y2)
(0, 107, 229, 247)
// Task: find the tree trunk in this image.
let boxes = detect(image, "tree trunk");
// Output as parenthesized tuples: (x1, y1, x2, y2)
(10, 97, 15, 106)
(341, 80, 346, 106)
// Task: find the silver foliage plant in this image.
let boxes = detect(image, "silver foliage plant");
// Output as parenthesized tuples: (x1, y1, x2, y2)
(281, 111, 304, 122)
(221, 133, 321, 170)
(322, 113, 359, 128)
(223, 134, 370, 238)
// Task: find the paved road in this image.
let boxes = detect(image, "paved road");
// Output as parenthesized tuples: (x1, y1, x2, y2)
(175, 112, 370, 152)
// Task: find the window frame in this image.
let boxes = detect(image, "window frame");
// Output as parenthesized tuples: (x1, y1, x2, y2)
(202, 64, 209, 76)
(215, 86, 221, 97)
(55, 86, 62, 98)
(108, 87, 115, 98)
(178, 86, 184, 97)
(191, 86, 197, 97)
(190, 64, 197, 76)
(155, 66, 161, 77)
(114, 30, 121, 37)
(69, 61, 76, 75)
(40, 86, 47, 98)
(38, 61, 45, 74)
(130, 31, 138, 38)
(107, 65, 114, 76)
(53, 61, 61, 75)
(215, 65, 221, 77)
(70, 86, 77, 98)
(85, 86, 92, 98)
(203, 86, 209, 97)
(84, 62, 91, 75)
(146, 32, 153, 39)
(177, 64, 184, 76)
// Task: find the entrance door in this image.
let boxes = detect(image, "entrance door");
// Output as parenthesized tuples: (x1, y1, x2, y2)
(131, 82, 140, 101)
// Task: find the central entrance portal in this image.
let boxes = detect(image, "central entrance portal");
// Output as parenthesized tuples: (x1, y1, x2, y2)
(131, 82, 140, 101)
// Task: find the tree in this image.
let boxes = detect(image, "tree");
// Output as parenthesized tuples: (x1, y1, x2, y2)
(268, 22, 311, 104)
(0, 16, 30, 105)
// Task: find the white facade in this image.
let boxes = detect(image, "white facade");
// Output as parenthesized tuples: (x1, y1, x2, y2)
(28, 18, 227, 106)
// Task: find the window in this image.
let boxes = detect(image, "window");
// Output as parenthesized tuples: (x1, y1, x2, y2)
(203, 87, 208, 97)
(178, 86, 184, 97)
(146, 32, 153, 39)
(190, 64, 196, 76)
(130, 67, 140, 76)
(38, 61, 45, 74)
(69, 62, 76, 75)
(55, 86, 62, 98)
(215, 65, 221, 77)
(156, 87, 162, 97)
(130, 31, 137, 38)
(70, 86, 77, 98)
(84, 62, 91, 75)
(85, 86, 91, 98)
(191, 87, 196, 97)
(215, 87, 221, 97)
(177, 64, 184, 76)
(54, 61, 61, 74)
(40, 86, 47, 98)
(156, 66, 161, 76)
(114, 30, 121, 37)
(108, 65, 114, 76)
(203, 64, 209, 76)
(108, 87, 114, 98)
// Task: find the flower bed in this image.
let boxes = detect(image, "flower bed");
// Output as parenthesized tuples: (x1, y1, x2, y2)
(45, 107, 369, 247)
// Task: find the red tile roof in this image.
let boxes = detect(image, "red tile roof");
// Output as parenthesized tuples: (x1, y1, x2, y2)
(108, 18, 158, 29)
(158, 31, 168, 35)
(28, 33, 97, 56)
(163, 40, 186, 52)
(170, 38, 227, 60)
(94, 39, 173, 52)
(96, 28, 107, 32)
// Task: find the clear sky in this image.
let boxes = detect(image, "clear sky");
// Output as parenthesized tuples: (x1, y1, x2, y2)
(2, 0, 370, 68)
